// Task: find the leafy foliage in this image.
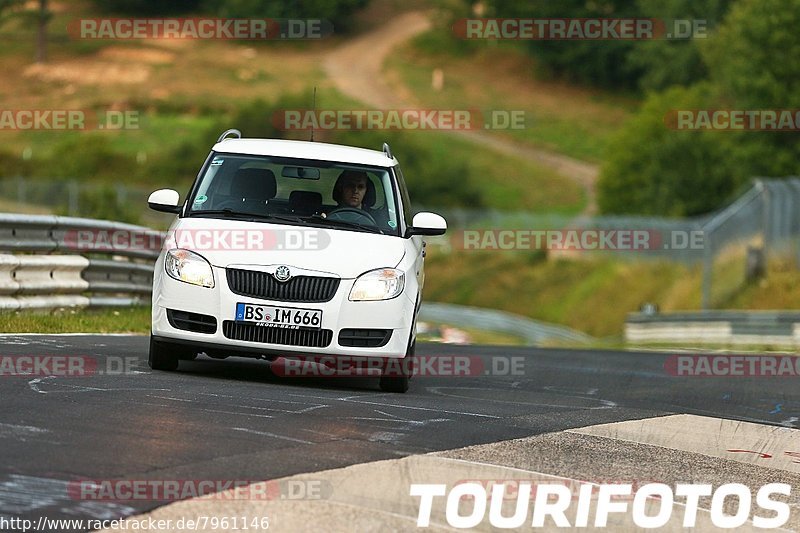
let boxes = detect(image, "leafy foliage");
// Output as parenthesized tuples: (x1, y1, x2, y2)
(598, 84, 741, 216)
(600, 0, 800, 215)
(90, 0, 370, 31)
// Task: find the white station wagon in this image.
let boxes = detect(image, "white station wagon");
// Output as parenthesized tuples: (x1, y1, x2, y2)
(147, 130, 447, 392)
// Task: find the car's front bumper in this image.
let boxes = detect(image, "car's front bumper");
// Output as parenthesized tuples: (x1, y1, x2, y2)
(152, 265, 416, 359)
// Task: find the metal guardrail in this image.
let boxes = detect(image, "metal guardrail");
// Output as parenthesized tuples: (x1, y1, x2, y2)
(626, 311, 800, 347)
(420, 302, 593, 346)
(426, 178, 800, 311)
(0, 213, 157, 309)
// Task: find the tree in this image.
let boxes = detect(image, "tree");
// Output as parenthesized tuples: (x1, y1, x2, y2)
(627, 0, 734, 91)
(599, 0, 800, 216)
(598, 84, 743, 216)
(88, 0, 202, 15)
(482, 0, 643, 89)
(0, 0, 51, 62)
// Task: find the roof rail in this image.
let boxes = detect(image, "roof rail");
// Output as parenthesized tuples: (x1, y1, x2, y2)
(217, 129, 242, 143)
(382, 142, 393, 159)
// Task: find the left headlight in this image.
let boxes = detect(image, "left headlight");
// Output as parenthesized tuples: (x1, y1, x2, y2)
(165, 249, 214, 288)
(349, 268, 405, 301)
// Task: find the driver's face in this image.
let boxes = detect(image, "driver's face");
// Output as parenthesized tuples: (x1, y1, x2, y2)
(341, 176, 367, 208)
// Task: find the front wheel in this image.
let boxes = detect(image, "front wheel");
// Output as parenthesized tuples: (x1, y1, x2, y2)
(379, 341, 415, 393)
(148, 336, 180, 371)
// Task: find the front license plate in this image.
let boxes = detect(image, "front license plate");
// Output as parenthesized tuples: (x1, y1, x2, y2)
(235, 303, 322, 330)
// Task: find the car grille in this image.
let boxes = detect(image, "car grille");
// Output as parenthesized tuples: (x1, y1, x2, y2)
(167, 309, 217, 334)
(226, 268, 340, 303)
(223, 321, 333, 348)
(338, 329, 392, 348)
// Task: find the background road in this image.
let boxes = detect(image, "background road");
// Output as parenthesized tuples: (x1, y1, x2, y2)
(0, 336, 797, 529)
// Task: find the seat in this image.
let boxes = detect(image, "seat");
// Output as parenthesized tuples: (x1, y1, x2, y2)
(289, 191, 323, 216)
(216, 168, 277, 214)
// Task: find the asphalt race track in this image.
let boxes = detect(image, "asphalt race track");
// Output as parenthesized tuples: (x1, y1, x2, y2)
(0, 335, 798, 529)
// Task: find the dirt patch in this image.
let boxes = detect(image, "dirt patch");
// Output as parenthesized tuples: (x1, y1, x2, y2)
(24, 60, 150, 85)
(99, 46, 175, 64)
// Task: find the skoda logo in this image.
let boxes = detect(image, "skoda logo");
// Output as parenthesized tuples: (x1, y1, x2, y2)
(274, 266, 291, 282)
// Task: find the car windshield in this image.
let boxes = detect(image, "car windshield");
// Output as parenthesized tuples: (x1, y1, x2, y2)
(186, 153, 401, 236)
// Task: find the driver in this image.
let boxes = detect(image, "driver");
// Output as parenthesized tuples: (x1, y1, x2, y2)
(332, 170, 369, 209)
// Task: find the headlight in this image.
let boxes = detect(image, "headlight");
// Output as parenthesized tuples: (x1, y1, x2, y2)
(349, 268, 405, 301)
(165, 249, 214, 288)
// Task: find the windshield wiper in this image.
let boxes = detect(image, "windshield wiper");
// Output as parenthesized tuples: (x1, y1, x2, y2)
(303, 214, 383, 234)
(188, 210, 305, 224)
(251, 213, 307, 224)
(187, 208, 243, 218)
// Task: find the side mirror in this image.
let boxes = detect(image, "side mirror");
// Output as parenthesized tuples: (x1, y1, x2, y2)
(407, 212, 447, 236)
(148, 189, 181, 214)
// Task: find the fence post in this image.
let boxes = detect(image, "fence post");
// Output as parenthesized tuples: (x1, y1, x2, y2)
(760, 179, 770, 260)
(16, 176, 26, 205)
(67, 181, 79, 216)
(701, 228, 713, 310)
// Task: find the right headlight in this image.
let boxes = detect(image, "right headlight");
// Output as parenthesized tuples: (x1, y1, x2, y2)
(349, 268, 405, 301)
(165, 249, 214, 288)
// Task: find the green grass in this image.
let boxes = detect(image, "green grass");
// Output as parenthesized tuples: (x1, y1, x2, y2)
(0, 306, 150, 333)
(387, 31, 637, 162)
(424, 247, 800, 339)
(424, 250, 694, 338)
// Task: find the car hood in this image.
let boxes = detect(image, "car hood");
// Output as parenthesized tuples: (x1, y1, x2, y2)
(167, 217, 406, 279)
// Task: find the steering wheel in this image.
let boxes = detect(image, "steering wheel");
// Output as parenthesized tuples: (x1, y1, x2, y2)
(326, 207, 378, 226)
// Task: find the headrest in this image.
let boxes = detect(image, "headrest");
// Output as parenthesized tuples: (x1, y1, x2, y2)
(289, 190, 323, 214)
(230, 168, 277, 200)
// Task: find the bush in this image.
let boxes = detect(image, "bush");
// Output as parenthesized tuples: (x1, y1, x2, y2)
(55, 185, 142, 224)
(627, 0, 734, 92)
(598, 84, 743, 216)
(89, 0, 203, 15)
(47, 135, 134, 181)
(483, 0, 643, 90)
(0, 149, 32, 178)
(201, 0, 369, 32)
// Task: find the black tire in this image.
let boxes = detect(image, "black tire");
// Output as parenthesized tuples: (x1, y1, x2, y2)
(379, 341, 415, 393)
(148, 336, 180, 371)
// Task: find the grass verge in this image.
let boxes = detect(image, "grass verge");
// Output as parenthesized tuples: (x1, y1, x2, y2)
(424, 250, 799, 339)
(0, 306, 150, 334)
